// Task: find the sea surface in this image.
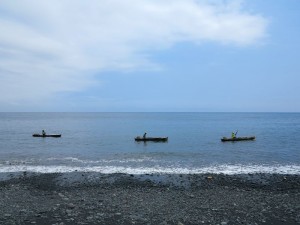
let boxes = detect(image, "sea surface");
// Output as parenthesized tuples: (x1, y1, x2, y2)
(0, 112, 299, 174)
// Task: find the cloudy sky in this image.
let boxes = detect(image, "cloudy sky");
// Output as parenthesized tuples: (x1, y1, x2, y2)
(0, 0, 299, 112)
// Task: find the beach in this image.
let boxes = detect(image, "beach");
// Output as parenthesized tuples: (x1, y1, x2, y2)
(1, 172, 299, 225)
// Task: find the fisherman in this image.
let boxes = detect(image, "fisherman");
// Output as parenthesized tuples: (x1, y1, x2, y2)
(143, 132, 147, 139)
(231, 132, 236, 138)
(42, 130, 46, 136)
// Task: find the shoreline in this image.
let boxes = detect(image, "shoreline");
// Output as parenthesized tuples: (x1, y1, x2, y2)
(1, 164, 300, 175)
(1, 172, 300, 225)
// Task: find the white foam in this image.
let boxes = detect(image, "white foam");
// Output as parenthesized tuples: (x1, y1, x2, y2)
(0, 164, 300, 174)
(45, 157, 158, 164)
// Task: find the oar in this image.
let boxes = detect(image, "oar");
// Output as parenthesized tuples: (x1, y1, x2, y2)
(235, 130, 238, 136)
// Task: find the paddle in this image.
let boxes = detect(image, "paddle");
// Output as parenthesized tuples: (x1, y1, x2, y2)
(235, 130, 238, 137)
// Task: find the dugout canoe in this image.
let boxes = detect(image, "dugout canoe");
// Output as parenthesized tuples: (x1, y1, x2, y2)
(221, 136, 255, 142)
(33, 134, 61, 138)
(135, 136, 168, 142)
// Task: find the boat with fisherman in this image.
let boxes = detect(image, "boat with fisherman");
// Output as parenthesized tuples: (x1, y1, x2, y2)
(33, 130, 61, 138)
(135, 132, 168, 142)
(221, 130, 255, 142)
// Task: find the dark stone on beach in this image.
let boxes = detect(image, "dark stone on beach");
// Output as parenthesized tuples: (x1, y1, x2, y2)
(0, 172, 300, 225)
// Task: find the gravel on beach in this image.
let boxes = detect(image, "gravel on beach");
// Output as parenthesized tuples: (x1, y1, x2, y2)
(0, 172, 299, 225)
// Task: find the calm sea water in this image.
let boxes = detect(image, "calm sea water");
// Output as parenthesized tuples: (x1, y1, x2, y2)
(0, 112, 299, 174)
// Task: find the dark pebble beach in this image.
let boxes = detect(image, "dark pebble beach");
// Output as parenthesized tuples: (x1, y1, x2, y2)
(0, 172, 299, 225)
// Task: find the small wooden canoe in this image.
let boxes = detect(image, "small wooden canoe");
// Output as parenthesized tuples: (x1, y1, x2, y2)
(221, 136, 255, 142)
(33, 134, 61, 138)
(135, 136, 168, 142)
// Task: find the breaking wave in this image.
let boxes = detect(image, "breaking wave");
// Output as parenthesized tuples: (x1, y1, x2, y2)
(0, 164, 299, 175)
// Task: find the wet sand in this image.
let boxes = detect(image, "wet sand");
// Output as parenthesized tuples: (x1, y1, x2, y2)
(0, 172, 299, 225)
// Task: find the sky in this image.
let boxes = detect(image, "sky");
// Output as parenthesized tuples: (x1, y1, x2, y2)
(0, 0, 300, 112)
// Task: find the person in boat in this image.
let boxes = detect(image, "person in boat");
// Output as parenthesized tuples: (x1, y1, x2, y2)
(231, 132, 236, 139)
(143, 132, 147, 139)
(42, 130, 46, 136)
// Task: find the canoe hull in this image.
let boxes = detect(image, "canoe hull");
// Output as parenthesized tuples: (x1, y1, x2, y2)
(135, 137, 168, 142)
(221, 136, 255, 142)
(33, 134, 61, 138)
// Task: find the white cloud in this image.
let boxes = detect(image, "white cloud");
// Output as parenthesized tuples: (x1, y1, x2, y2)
(0, 0, 268, 108)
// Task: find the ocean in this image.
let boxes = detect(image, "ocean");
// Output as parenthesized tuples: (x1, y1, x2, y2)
(0, 112, 299, 174)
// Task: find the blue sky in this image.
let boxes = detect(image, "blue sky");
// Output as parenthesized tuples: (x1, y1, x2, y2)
(0, 0, 300, 112)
